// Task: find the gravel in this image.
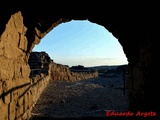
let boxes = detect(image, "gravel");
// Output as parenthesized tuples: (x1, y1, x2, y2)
(31, 74, 130, 119)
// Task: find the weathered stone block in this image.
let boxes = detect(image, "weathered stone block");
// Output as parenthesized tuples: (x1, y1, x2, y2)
(12, 90, 19, 102)
(29, 90, 33, 107)
(0, 81, 3, 96)
(21, 65, 30, 78)
(16, 106, 24, 119)
(3, 92, 11, 104)
(0, 101, 8, 120)
(0, 43, 4, 55)
(17, 97, 24, 107)
(12, 12, 25, 34)
(2, 80, 13, 93)
(14, 63, 22, 79)
(33, 35, 40, 45)
(9, 101, 16, 120)
(19, 35, 28, 51)
(0, 58, 14, 80)
(24, 93, 29, 112)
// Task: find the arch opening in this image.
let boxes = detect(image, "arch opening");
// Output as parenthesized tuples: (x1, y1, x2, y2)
(33, 20, 128, 67)
(30, 20, 130, 118)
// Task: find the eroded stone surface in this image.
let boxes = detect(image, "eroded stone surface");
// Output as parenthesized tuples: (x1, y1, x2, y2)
(29, 51, 98, 81)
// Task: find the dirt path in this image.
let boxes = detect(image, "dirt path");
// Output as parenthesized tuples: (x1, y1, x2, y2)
(31, 75, 130, 119)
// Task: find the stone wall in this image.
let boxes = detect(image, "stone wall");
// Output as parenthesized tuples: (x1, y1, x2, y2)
(28, 51, 98, 82)
(28, 51, 98, 81)
(0, 11, 32, 120)
(50, 63, 98, 81)
(0, 12, 50, 120)
(0, 50, 98, 120)
(0, 71, 50, 120)
(28, 51, 52, 77)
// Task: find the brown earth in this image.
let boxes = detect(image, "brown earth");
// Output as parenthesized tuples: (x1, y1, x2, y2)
(31, 74, 130, 120)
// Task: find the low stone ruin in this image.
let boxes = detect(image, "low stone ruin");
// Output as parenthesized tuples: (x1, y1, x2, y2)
(28, 51, 52, 77)
(28, 51, 98, 81)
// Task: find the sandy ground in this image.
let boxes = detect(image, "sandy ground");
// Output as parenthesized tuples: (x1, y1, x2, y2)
(31, 74, 130, 119)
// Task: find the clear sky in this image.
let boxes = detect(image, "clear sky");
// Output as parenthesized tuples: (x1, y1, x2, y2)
(33, 20, 128, 67)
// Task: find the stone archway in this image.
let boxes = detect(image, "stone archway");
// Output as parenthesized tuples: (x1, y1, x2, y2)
(0, 1, 158, 119)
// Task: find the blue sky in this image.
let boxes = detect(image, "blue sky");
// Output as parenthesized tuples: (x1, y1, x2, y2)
(33, 20, 128, 67)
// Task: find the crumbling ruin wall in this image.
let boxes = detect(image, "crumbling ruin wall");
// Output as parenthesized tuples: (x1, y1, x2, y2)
(50, 63, 98, 81)
(0, 11, 32, 120)
(0, 11, 51, 120)
(28, 51, 98, 81)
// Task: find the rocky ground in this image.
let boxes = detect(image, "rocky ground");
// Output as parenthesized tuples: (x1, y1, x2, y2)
(31, 74, 130, 120)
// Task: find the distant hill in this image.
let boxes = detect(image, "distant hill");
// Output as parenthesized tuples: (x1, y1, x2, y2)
(86, 65, 126, 70)
(87, 64, 129, 77)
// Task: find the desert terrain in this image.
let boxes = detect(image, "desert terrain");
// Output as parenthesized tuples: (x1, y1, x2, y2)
(31, 70, 130, 119)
